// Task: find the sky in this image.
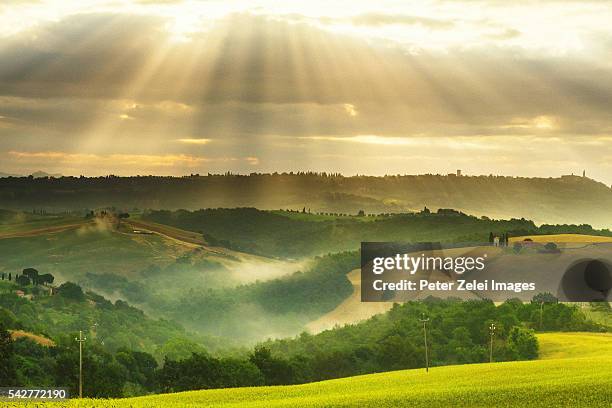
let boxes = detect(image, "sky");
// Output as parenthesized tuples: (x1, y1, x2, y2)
(1, 0, 612, 183)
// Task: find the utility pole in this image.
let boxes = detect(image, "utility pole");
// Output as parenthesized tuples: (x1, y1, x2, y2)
(489, 323, 496, 363)
(419, 313, 430, 372)
(539, 301, 544, 330)
(75, 330, 87, 398)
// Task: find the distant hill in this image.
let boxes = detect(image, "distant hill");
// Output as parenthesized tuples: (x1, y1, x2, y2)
(0, 170, 62, 178)
(0, 173, 611, 227)
(30, 170, 63, 178)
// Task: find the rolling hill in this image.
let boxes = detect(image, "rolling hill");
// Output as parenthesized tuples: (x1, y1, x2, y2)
(3, 211, 611, 342)
(2, 173, 612, 227)
(24, 332, 611, 407)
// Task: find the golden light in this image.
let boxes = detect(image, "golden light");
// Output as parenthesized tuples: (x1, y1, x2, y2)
(533, 116, 556, 130)
(176, 138, 212, 145)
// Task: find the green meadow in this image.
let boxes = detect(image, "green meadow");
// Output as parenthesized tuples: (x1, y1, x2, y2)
(18, 332, 611, 407)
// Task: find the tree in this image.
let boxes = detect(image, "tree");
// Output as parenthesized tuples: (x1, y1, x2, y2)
(22, 268, 39, 284)
(38, 273, 55, 285)
(217, 358, 264, 387)
(0, 324, 17, 386)
(375, 334, 420, 370)
(0, 309, 18, 329)
(157, 338, 207, 362)
(507, 327, 538, 360)
(532, 293, 558, 304)
(249, 346, 294, 385)
(116, 349, 158, 390)
(85, 358, 128, 398)
(16, 274, 31, 286)
(489, 232, 495, 244)
(57, 282, 85, 301)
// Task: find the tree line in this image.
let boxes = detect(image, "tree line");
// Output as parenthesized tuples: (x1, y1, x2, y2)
(2, 294, 602, 397)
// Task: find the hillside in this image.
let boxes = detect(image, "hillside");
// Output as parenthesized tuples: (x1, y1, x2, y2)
(0, 279, 197, 356)
(0, 215, 310, 342)
(141, 208, 541, 258)
(1, 173, 612, 227)
(3, 211, 611, 342)
(9, 329, 55, 347)
(28, 332, 611, 407)
(142, 208, 612, 259)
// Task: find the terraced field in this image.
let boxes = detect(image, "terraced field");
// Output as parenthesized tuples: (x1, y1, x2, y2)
(21, 332, 611, 407)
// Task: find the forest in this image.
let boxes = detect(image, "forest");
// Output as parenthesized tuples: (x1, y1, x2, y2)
(0, 292, 604, 397)
(142, 207, 612, 258)
(1, 206, 610, 399)
(1, 172, 612, 227)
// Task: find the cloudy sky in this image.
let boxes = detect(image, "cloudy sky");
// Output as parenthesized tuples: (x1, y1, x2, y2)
(1, 0, 612, 182)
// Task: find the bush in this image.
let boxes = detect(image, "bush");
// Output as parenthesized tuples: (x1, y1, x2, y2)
(57, 282, 85, 301)
(507, 327, 538, 360)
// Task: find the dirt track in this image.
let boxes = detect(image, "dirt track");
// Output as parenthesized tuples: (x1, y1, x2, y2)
(125, 219, 205, 247)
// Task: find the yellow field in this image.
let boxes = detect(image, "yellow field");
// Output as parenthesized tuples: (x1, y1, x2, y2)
(9, 330, 55, 347)
(510, 233, 612, 243)
(17, 332, 611, 407)
(538, 332, 611, 359)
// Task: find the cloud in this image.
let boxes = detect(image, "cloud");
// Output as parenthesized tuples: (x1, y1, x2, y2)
(350, 13, 455, 29)
(5, 150, 259, 175)
(7, 151, 210, 167)
(0, 11, 612, 181)
(135, 0, 183, 4)
(176, 138, 211, 145)
(245, 156, 259, 165)
(486, 27, 521, 40)
(300, 135, 499, 150)
(303, 135, 418, 146)
(0, 0, 40, 4)
(343, 104, 358, 117)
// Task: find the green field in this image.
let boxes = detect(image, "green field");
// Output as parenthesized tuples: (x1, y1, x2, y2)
(583, 307, 612, 330)
(19, 332, 610, 407)
(0, 211, 86, 236)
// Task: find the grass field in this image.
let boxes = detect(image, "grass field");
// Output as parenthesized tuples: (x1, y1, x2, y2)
(0, 214, 87, 237)
(18, 332, 610, 407)
(0, 215, 293, 283)
(583, 307, 612, 329)
(510, 233, 612, 243)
